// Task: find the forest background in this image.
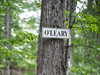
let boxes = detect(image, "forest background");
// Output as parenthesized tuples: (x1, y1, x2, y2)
(0, 0, 100, 75)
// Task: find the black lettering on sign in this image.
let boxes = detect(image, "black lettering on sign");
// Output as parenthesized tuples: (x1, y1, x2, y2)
(58, 31, 61, 36)
(61, 31, 64, 36)
(44, 30, 49, 35)
(50, 30, 53, 36)
(54, 30, 57, 36)
(65, 31, 67, 36)
(61, 31, 67, 36)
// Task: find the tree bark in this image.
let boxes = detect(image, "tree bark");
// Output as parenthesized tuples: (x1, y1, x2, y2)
(65, 0, 76, 74)
(37, 0, 66, 75)
(5, 7, 12, 75)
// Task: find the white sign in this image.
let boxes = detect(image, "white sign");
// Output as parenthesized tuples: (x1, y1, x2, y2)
(42, 27, 70, 39)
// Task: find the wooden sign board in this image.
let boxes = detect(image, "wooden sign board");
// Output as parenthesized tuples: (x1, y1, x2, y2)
(42, 27, 70, 39)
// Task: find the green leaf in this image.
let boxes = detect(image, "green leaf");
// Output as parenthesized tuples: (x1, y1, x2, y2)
(64, 21, 68, 24)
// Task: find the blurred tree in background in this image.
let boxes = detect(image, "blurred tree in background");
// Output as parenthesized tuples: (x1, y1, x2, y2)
(0, 0, 40, 75)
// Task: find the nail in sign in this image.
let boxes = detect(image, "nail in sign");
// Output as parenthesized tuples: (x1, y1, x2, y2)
(42, 27, 70, 39)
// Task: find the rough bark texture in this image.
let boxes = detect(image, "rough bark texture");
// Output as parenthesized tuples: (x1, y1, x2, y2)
(37, 0, 66, 75)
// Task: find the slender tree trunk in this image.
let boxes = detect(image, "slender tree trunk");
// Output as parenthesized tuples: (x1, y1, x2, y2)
(66, 29, 73, 75)
(5, 7, 12, 75)
(37, 0, 66, 75)
(65, 0, 76, 74)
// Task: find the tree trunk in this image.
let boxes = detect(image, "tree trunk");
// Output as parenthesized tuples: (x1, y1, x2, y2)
(65, 0, 76, 74)
(5, 7, 12, 75)
(66, 29, 73, 75)
(37, 0, 66, 75)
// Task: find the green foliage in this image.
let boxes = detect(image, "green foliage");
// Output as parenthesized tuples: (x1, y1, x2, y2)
(65, 10, 70, 16)
(0, 0, 40, 74)
(68, 0, 100, 74)
(0, 0, 100, 74)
